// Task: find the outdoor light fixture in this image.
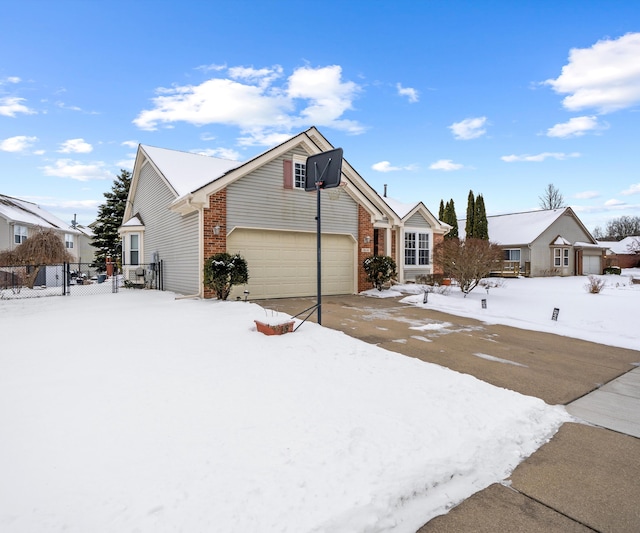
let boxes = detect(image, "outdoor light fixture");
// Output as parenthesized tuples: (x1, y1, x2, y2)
(213, 225, 220, 235)
(364, 235, 371, 244)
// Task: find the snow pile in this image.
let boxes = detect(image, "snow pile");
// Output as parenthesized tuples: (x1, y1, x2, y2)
(0, 290, 569, 532)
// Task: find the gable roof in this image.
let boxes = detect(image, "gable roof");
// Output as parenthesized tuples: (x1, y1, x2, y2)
(139, 145, 241, 197)
(381, 196, 449, 234)
(460, 207, 596, 245)
(0, 194, 80, 234)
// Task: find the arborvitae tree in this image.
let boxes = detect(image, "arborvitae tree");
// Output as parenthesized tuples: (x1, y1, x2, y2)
(473, 194, 489, 240)
(465, 190, 475, 238)
(438, 199, 445, 221)
(443, 199, 459, 239)
(91, 169, 132, 269)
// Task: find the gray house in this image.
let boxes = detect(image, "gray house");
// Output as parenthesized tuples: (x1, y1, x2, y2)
(0, 194, 85, 261)
(461, 207, 604, 277)
(119, 127, 449, 298)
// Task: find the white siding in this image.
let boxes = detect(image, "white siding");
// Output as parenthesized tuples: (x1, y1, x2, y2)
(131, 164, 200, 294)
(405, 212, 431, 229)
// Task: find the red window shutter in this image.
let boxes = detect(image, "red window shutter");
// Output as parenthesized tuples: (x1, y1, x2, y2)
(283, 160, 293, 189)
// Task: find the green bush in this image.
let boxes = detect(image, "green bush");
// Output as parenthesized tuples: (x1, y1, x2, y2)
(603, 266, 621, 275)
(363, 255, 397, 291)
(203, 253, 249, 300)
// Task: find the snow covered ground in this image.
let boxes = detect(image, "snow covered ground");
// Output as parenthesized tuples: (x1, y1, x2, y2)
(1, 272, 637, 532)
(373, 269, 640, 351)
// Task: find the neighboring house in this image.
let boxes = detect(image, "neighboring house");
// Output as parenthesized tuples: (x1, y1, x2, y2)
(119, 127, 450, 299)
(0, 194, 84, 261)
(600, 236, 640, 269)
(460, 207, 604, 277)
(72, 224, 97, 265)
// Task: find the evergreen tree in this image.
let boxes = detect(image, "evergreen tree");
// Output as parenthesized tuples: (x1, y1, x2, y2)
(438, 199, 445, 221)
(443, 199, 459, 239)
(465, 190, 475, 238)
(91, 169, 132, 268)
(473, 194, 489, 240)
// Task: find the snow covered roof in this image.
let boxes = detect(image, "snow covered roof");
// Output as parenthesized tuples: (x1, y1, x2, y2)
(380, 196, 419, 219)
(460, 208, 574, 245)
(141, 145, 242, 197)
(0, 194, 80, 234)
(552, 236, 571, 245)
(599, 236, 640, 254)
(121, 215, 144, 227)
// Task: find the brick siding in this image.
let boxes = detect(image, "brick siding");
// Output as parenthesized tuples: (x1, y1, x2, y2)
(357, 205, 374, 292)
(203, 189, 227, 298)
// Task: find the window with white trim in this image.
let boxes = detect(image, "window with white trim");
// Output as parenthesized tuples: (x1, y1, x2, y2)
(65, 234, 74, 249)
(129, 234, 139, 265)
(554, 247, 569, 267)
(503, 249, 520, 261)
(405, 231, 430, 266)
(14, 225, 27, 244)
(294, 161, 306, 189)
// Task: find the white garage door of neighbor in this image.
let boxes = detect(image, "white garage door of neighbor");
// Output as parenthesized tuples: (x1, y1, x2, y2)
(227, 229, 355, 299)
(583, 254, 601, 275)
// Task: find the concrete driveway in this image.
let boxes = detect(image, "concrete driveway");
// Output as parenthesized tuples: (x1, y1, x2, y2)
(260, 294, 640, 532)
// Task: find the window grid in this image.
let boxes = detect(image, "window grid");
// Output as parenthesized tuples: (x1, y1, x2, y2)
(294, 162, 306, 189)
(405, 232, 430, 266)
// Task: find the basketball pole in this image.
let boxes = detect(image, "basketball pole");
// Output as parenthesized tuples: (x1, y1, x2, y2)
(316, 174, 322, 325)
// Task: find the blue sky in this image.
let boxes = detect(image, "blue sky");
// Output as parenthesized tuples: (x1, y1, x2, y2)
(1, 1, 639, 232)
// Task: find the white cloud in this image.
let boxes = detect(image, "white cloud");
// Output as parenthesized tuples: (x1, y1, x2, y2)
(371, 161, 417, 172)
(0, 135, 38, 152)
(604, 198, 626, 207)
(429, 159, 464, 171)
(121, 140, 138, 148)
(621, 183, 640, 196)
(546, 116, 603, 138)
(0, 76, 21, 85)
(41, 159, 113, 181)
(501, 152, 581, 162)
(396, 83, 419, 103)
(59, 138, 93, 154)
(544, 32, 640, 113)
(0, 96, 36, 117)
(191, 147, 241, 160)
(449, 117, 487, 140)
(133, 64, 364, 144)
(574, 190, 600, 200)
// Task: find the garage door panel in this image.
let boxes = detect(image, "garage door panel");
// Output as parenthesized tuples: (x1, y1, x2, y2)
(228, 229, 354, 299)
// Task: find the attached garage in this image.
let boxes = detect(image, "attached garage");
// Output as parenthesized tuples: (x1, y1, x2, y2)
(582, 254, 602, 275)
(227, 228, 356, 299)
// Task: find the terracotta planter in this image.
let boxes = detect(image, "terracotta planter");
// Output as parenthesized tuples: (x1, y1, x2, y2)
(254, 320, 295, 336)
(441, 278, 452, 286)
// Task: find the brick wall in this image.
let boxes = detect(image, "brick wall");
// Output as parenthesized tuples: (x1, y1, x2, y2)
(203, 189, 227, 298)
(357, 204, 374, 292)
(432, 233, 445, 274)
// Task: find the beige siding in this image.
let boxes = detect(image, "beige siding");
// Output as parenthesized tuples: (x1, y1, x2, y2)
(530, 212, 594, 276)
(132, 164, 200, 294)
(227, 148, 358, 237)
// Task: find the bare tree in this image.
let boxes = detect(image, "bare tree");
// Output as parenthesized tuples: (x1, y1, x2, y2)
(604, 215, 640, 241)
(433, 237, 503, 296)
(539, 183, 566, 210)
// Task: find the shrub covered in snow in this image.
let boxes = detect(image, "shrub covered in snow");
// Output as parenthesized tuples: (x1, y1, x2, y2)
(363, 255, 397, 291)
(203, 252, 249, 300)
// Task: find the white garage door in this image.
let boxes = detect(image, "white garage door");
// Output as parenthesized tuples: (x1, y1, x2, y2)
(227, 229, 355, 299)
(583, 254, 601, 275)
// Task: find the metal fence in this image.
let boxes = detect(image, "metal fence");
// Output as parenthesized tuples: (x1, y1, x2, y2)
(0, 261, 164, 299)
